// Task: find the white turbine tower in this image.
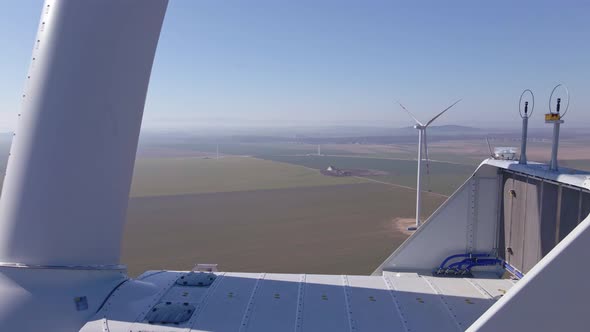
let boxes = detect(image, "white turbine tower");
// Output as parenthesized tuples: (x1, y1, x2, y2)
(398, 99, 462, 230)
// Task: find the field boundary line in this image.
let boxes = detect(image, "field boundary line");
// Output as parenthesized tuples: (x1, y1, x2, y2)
(262, 157, 450, 198)
(273, 154, 474, 166)
(353, 176, 449, 198)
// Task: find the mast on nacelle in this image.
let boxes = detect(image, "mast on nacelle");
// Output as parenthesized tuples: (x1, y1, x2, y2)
(518, 89, 535, 165)
(545, 84, 569, 171)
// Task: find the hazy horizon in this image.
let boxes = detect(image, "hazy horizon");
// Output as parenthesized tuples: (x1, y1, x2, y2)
(2, 1, 589, 132)
(0, 122, 589, 138)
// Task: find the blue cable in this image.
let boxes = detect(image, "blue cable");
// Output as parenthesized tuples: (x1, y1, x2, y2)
(438, 253, 491, 270)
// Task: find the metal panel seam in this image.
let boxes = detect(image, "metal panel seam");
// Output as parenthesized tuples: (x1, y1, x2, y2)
(464, 279, 494, 300)
(186, 272, 227, 331)
(382, 275, 410, 332)
(238, 273, 266, 332)
(126, 271, 182, 330)
(341, 275, 357, 332)
(422, 277, 463, 331)
(294, 274, 306, 332)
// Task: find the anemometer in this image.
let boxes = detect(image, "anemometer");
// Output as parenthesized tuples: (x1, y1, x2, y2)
(497, 85, 570, 170)
(519, 89, 534, 119)
(518, 89, 534, 164)
(545, 84, 570, 171)
(545, 84, 570, 121)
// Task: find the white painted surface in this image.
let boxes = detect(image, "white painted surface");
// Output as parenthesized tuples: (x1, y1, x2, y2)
(468, 213, 590, 332)
(192, 272, 260, 332)
(347, 275, 405, 332)
(0, 268, 126, 332)
(245, 273, 300, 332)
(302, 274, 349, 332)
(468, 278, 515, 300)
(80, 272, 512, 332)
(375, 176, 474, 273)
(415, 128, 424, 228)
(473, 177, 499, 253)
(373, 161, 581, 275)
(386, 273, 460, 332)
(485, 159, 590, 191)
(424, 276, 491, 329)
(0, 1, 167, 331)
(0, 0, 168, 267)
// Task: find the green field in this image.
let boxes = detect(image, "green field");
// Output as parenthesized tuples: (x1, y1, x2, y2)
(0, 136, 485, 276)
(123, 153, 451, 276)
(259, 155, 476, 195)
(0, 133, 585, 277)
(153, 142, 362, 158)
(150, 141, 421, 159)
(131, 156, 368, 197)
(125, 147, 470, 277)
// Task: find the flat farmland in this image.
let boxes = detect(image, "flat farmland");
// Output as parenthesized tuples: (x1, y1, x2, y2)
(122, 183, 445, 277)
(260, 155, 476, 196)
(130, 156, 368, 197)
(148, 141, 421, 159)
(156, 142, 364, 158)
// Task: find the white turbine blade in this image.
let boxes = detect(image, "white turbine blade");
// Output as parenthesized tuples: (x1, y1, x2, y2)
(423, 128, 432, 192)
(397, 101, 424, 126)
(425, 99, 462, 127)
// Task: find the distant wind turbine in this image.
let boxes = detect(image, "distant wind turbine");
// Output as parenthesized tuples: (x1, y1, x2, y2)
(398, 99, 462, 230)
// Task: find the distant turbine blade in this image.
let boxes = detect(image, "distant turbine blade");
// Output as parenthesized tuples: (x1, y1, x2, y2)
(397, 101, 424, 126)
(425, 99, 462, 127)
(423, 128, 432, 192)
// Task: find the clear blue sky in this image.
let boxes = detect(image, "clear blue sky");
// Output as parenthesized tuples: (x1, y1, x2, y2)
(1, 1, 589, 131)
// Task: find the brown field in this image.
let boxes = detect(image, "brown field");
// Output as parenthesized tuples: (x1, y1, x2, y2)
(525, 141, 590, 161)
(122, 183, 445, 277)
(0, 134, 586, 278)
(428, 139, 590, 162)
(136, 146, 222, 158)
(130, 156, 367, 197)
(427, 140, 490, 157)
